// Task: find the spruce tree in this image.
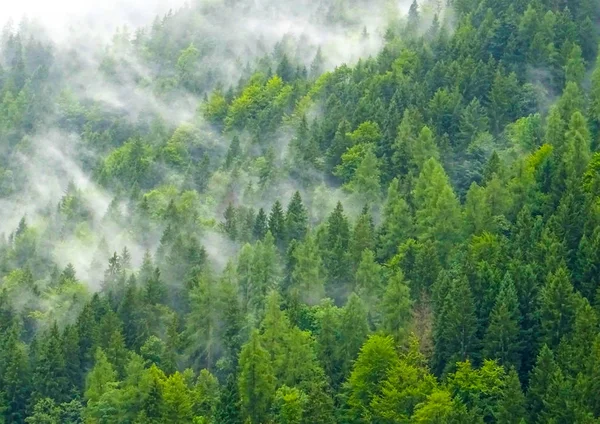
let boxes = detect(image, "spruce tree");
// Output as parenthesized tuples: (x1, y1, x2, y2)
(483, 273, 522, 369)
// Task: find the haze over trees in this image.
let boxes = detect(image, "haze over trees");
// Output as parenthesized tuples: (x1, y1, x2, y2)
(1, 0, 600, 422)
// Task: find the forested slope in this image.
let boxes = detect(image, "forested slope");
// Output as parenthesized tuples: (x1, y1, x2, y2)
(1, 0, 600, 422)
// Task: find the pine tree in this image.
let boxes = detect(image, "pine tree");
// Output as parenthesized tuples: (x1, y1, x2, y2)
(32, 324, 71, 404)
(274, 386, 306, 424)
(268, 200, 286, 249)
(253, 208, 268, 240)
(380, 270, 413, 345)
(225, 135, 241, 169)
(433, 275, 478, 375)
(324, 202, 351, 301)
(378, 178, 413, 262)
(85, 348, 117, 404)
(194, 369, 221, 421)
(249, 232, 280, 315)
(162, 372, 194, 423)
(354, 249, 383, 323)
(347, 147, 381, 205)
(406, 0, 420, 33)
(344, 335, 400, 422)
(563, 110, 591, 182)
(465, 182, 494, 235)
(290, 234, 326, 305)
(483, 274, 522, 369)
(564, 43, 585, 86)
(413, 158, 463, 261)
(337, 293, 370, 385)
(285, 191, 308, 243)
(145, 267, 166, 306)
(186, 268, 220, 370)
(0, 324, 30, 422)
(527, 345, 559, 423)
(223, 202, 238, 240)
(349, 206, 375, 266)
(538, 267, 578, 350)
(216, 374, 242, 424)
(495, 368, 526, 424)
(62, 325, 83, 391)
(219, 262, 244, 371)
(238, 330, 276, 424)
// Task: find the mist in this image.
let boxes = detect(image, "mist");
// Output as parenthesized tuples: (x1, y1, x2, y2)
(2, 0, 188, 42)
(0, 0, 433, 297)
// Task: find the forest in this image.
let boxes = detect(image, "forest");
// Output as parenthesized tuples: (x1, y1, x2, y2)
(1, 0, 600, 422)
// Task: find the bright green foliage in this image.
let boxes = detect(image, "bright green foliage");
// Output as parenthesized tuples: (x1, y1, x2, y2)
(337, 294, 370, 385)
(378, 178, 413, 261)
(413, 158, 463, 260)
(446, 360, 508, 422)
(344, 335, 400, 421)
(238, 330, 276, 424)
(345, 146, 382, 205)
(465, 182, 495, 235)
(163, 372, 194, 423)
(354, 249, 383, 313)
(381, 270, 413, 345)
(273, 386, 307, 424)
(290, 234, 326, 305)
(411, 390, 458, 423)
(563, 111, 591, 182)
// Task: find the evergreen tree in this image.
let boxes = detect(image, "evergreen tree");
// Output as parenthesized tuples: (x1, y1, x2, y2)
(268, 200, 286, 249)
(223, 202, 238, 240)
(32, 324, 71, 404)
(496, 367, 526, 424)
(378, 178, 413, 262)
(323, 202, 352, 301)
(238, 330, 276, 424)
(285, 191, 308, 243)
(413, 158, 463, 261)
(433, 275, 478, 375)
(290, 234, 326, 305)
(527, 345, 559, 423)
(538, 267, 578, 350)
(344, 335, 400, 422)
(380, 270, 413, 345)
(253, 208, 268, 240)
(350, 206, 375, 265)
(225, 135, 241, 169)
(483, 273, 523, 369)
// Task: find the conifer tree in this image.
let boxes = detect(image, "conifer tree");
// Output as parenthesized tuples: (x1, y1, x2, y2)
(381, 270, 413, 345)
(483, 274, 522, 369)
(433, 275, 478, 375)
(238, 330, 276, 424)
(285, 191, 308, 243)
(378, 178, 413, 262)
(413, 158, 463, 261)
(495, 368, 526, 424)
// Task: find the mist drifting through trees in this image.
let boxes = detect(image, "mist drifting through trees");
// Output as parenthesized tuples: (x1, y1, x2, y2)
(1, 0, 600, 422)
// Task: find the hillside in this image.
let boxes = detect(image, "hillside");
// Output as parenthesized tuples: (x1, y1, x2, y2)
(1, 0, 600, 422)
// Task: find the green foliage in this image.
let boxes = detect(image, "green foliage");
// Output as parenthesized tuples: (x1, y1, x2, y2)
(2, 0, 600, 422)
